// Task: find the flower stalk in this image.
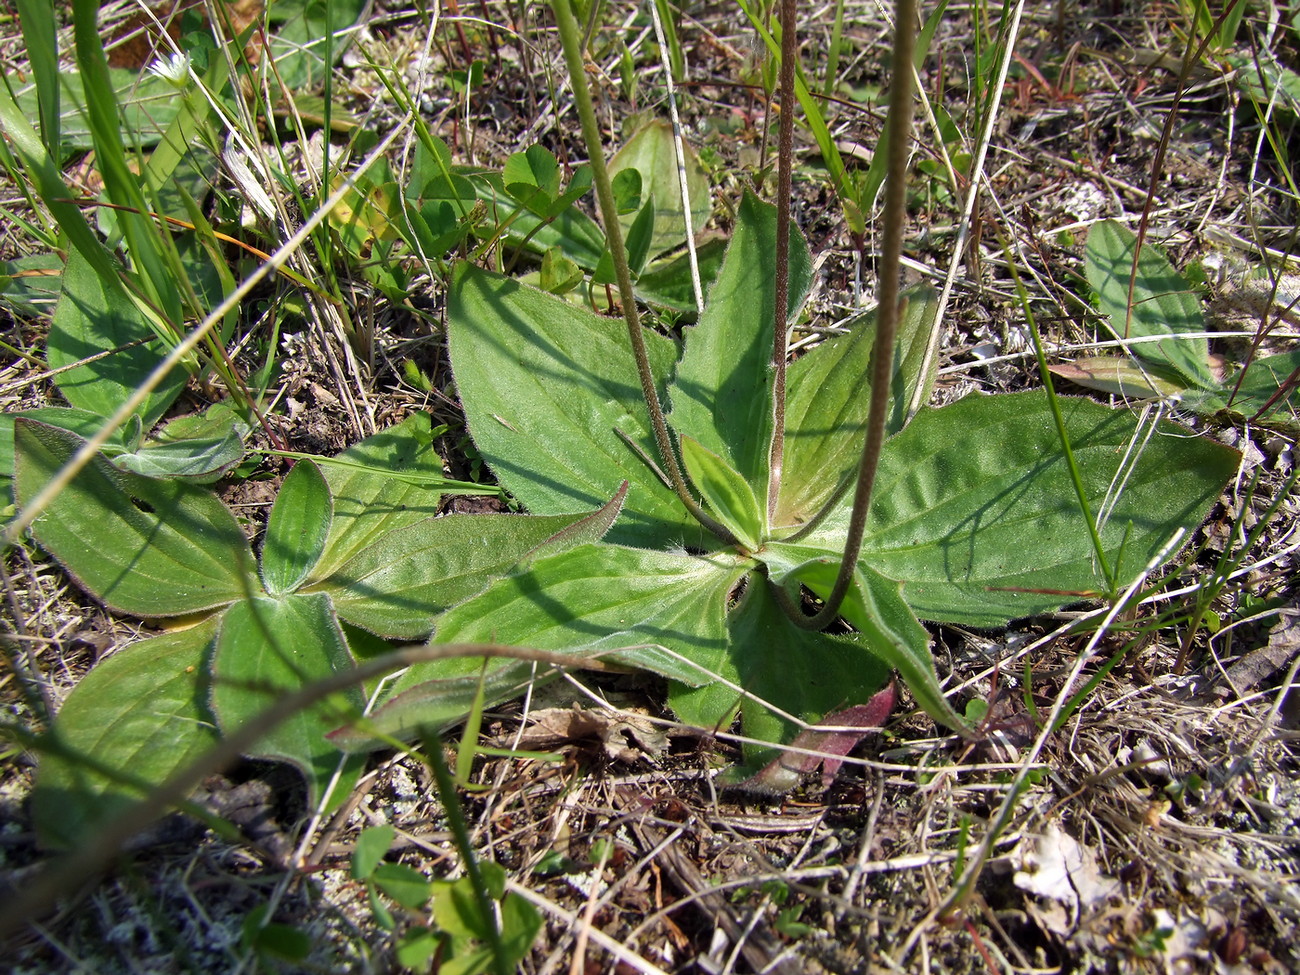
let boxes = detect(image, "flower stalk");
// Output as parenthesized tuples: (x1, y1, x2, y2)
(549, 0, 739, 546)
(767, 0, 798, 521)
(774, 0, 918, 629)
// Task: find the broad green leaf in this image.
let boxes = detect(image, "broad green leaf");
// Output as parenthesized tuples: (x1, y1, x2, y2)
(113, 403, 250, 481)
(519, 480, 628, 551)
(311, 496, 625, 639)
(15, 420, 253, 615)
(433, 864, 506, 939)
(343, 545, 746, 748)
(633, 237, 727, 313)
(265, 0, 367, 90)
(668, 193, 810, 488)
(608, 120, 711, 257)
(373, 862, 433, 910)
(404, 544, 744, 689)
(1085, 220, 1214, 389)
(411, 170, 477, 240)
(352, 824, 396, 880)
(1045, 354, 1230, 419)
(439, 947, 494, 975)
(212, 593, 365, 810)
(313, 413, 449, 579)
(469, 170, 606, 268)
(1, 405, 246, 486)
(12, 67, 188, 152)
(680, 436, 763, 549)
(261, 460, 332, 596)
(395, 929, 438, 968)
(784, 559, 970, 735)
(846, 391, 1238, 626)
(707, 573, 891, 766)
(1225, 348, 1300, 425)
(32, 618, 220, 850)
(503, 145, 561, 213)
(0, 407, 125, 484)
(448, 263, 699, 548)
(46, 249, 187, 427)
(498, 892, 545, 969)
(776, 288, 939, 525)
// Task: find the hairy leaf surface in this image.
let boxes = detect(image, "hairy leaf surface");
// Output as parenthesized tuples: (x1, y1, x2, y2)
(0, 407, 123, 485)
(448, 263, 697, 547)
(777, 287, 938, 524)
(348, 545, 746, 747)
(836, 391, 1237, 626)
(46, 250, 186, 427)
(32, 618, 219, 850)
(311, 502, 623, 639)
(608, 120, 711, 257)
(15, 419, 253, 615)
(1086, 221, 1214, 389)
(261, 460, 332, 596)
(113, 403, 249, 481)
(213, 593, 365, 810)
(312, 413, 451, 579)
(668, 193, 809, 487)
(680, 436, 763, 548)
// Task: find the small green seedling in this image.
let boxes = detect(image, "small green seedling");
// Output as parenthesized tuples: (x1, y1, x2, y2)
(350, 824, 542, 974)
(241, 905, 313, 966)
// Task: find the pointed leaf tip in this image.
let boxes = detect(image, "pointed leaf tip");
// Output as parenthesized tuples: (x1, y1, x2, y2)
(679, 437, 763, 548)
(261, 460, 332, 595)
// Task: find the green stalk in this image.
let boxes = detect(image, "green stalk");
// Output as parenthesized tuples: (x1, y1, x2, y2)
(767, 0, 797, 520)
(775, 0, 917, 630)
(549, 0, 738, 545)
(15, 0, 59, 154)
(1009, 245, 1115, 591)
(424, 736, 510, 975)
(823, 0, 847, 97)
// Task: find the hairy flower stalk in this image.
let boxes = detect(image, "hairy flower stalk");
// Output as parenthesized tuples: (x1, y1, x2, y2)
(767, 0, 799, 520)
(775, 0, 918, 629)
(549, 0, 739, 546)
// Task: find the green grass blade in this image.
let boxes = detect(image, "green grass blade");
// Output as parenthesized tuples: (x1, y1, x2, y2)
(15, 0, 60, 153)
(69, 0, 181, 325)
(0, 75, 120, 280)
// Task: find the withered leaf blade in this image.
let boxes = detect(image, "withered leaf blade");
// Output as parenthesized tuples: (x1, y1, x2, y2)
(500, 704, 669, 763)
